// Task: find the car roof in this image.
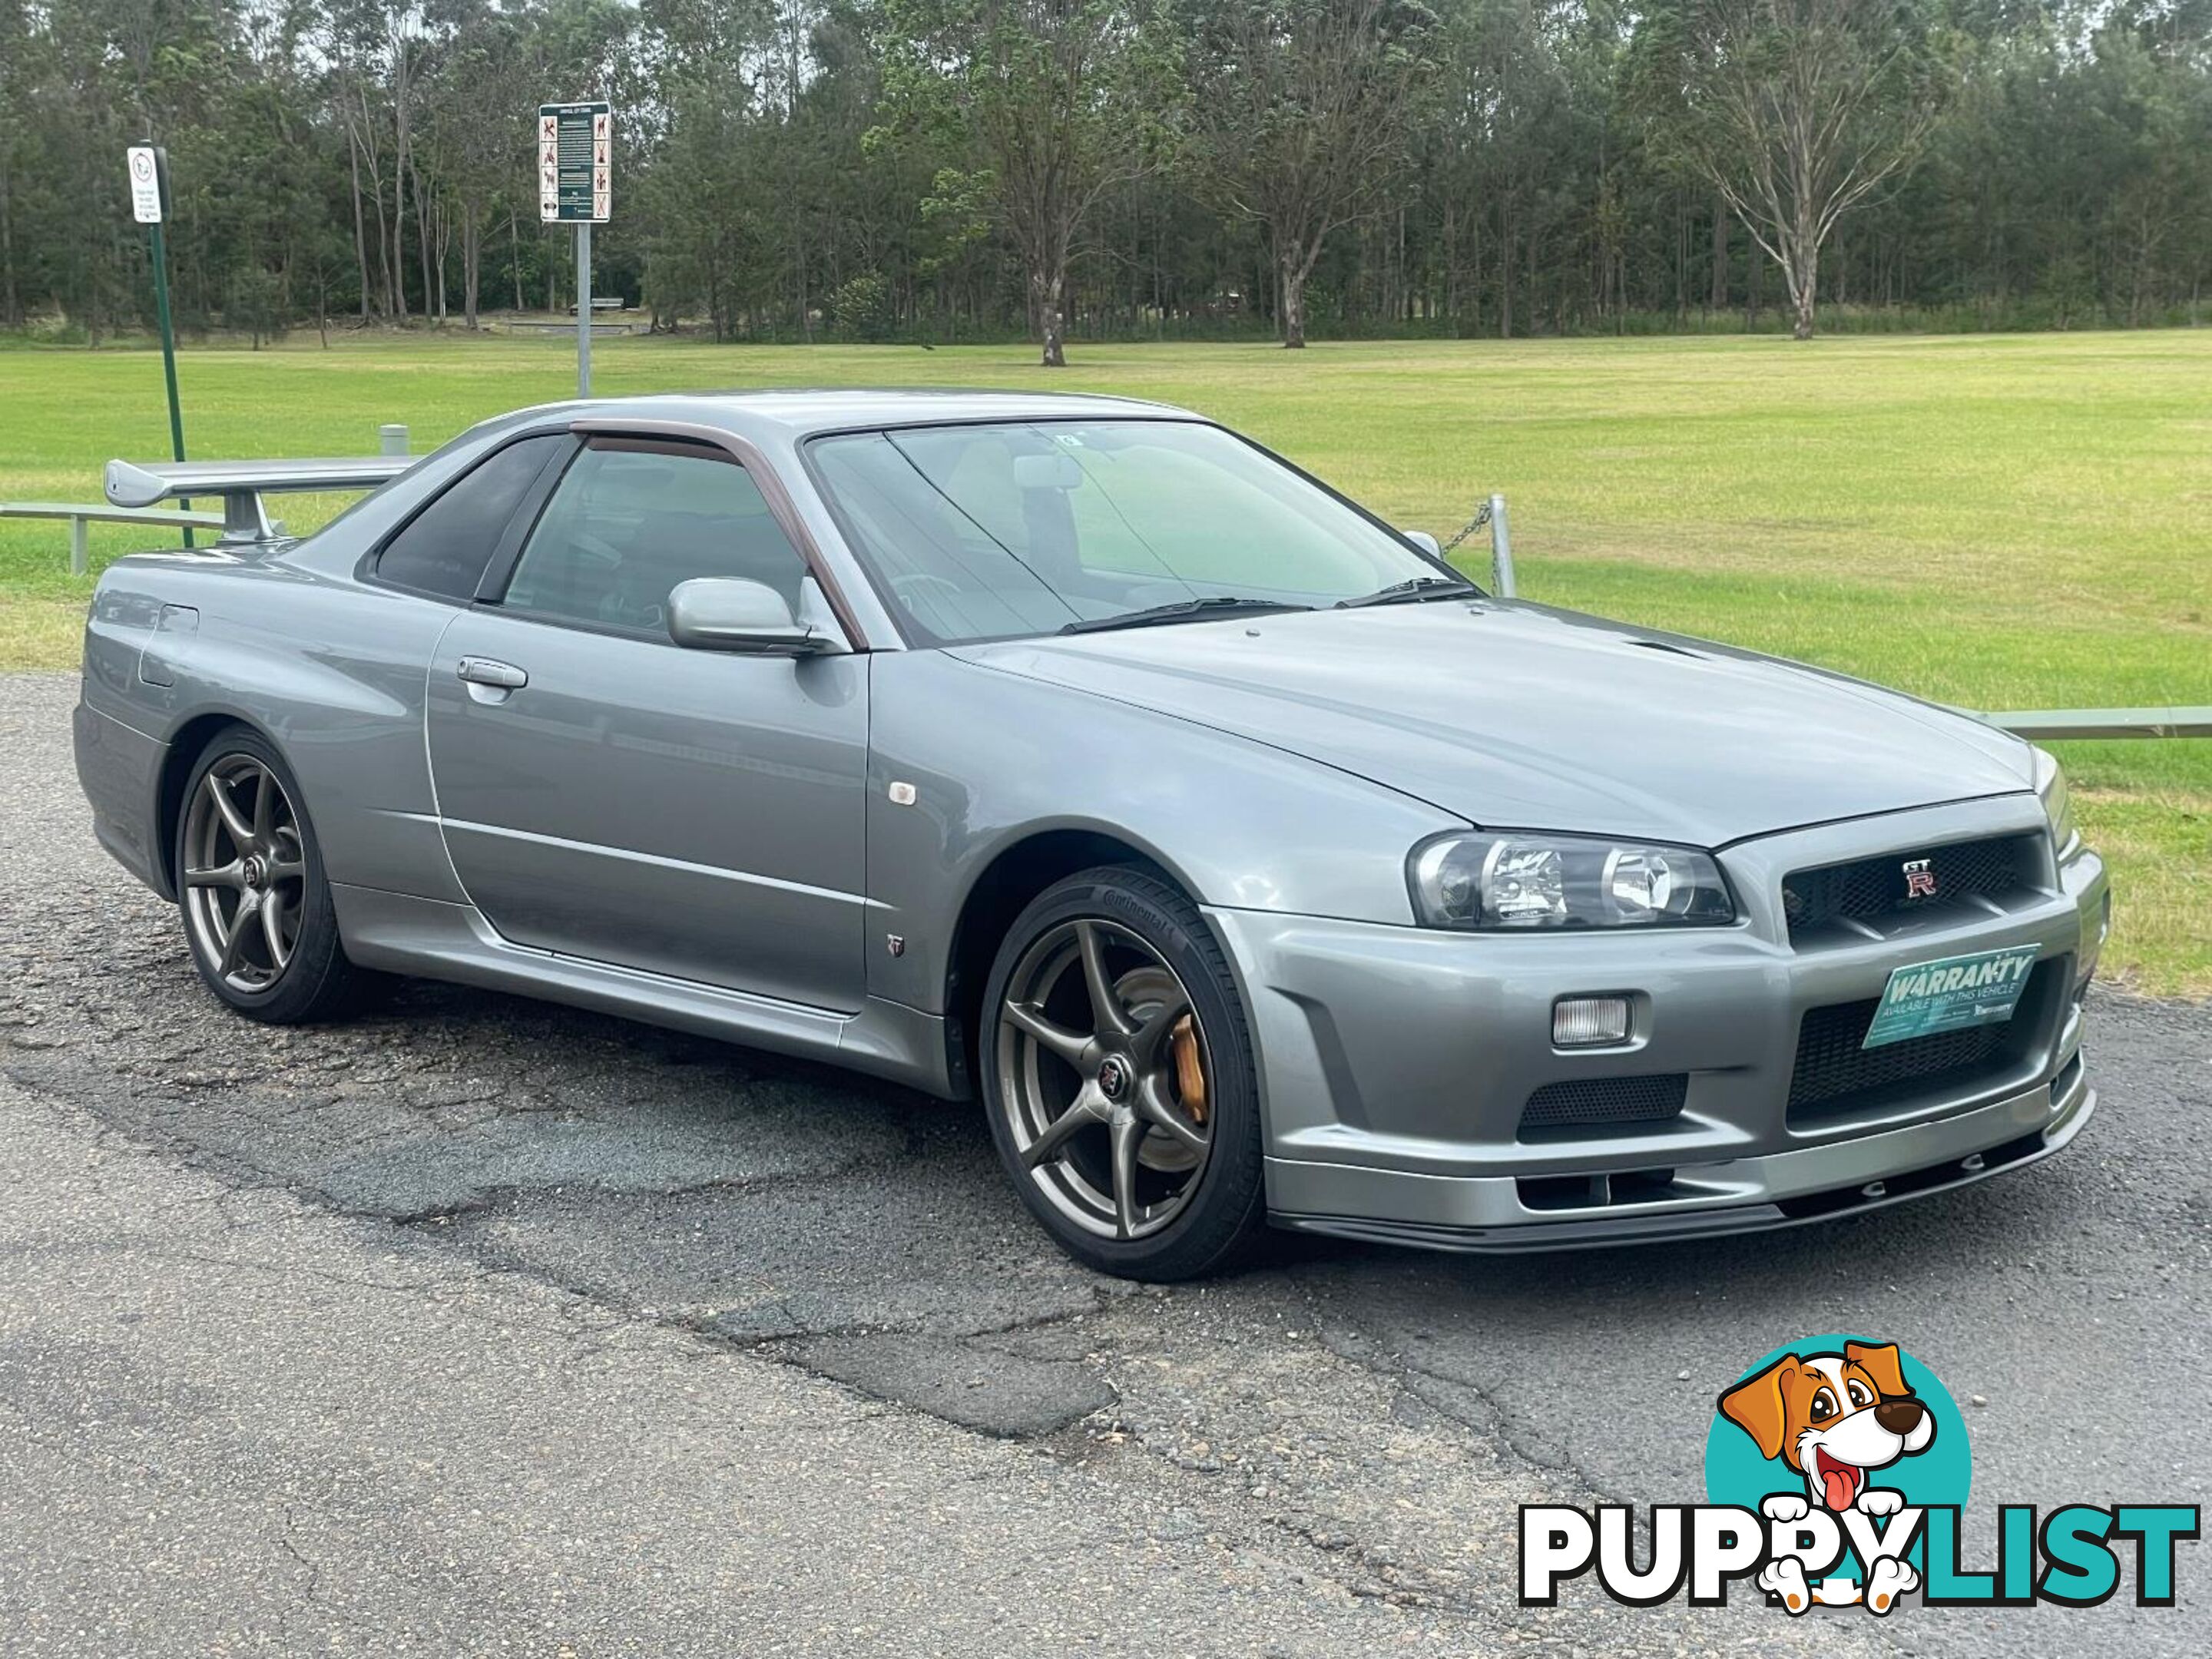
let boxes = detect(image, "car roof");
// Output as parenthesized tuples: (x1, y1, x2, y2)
(495, 387, 1202, 445)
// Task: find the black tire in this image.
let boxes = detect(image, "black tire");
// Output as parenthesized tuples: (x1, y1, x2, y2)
(174, 727, 376, 1023)
(980, 864, 1269, 1281)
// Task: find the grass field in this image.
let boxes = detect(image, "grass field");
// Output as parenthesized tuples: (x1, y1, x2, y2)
(3, 329, 2207, 991)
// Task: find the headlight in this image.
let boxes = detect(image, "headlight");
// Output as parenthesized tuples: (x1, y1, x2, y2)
(1407, 832, 1735, 930)
(2034, 748, 2079, 858)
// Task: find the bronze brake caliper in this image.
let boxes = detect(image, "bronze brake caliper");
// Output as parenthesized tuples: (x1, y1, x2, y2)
(1168, 1015, 1207, 1124)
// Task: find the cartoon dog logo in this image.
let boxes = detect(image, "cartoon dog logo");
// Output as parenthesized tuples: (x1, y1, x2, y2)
(1718, 1339, 1936, 1612)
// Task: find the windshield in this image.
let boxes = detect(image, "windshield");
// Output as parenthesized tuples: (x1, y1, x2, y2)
(808, 419, 1462, 644)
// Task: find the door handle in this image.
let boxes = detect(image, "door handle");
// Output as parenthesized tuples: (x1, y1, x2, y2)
(456, 657, 528, 690)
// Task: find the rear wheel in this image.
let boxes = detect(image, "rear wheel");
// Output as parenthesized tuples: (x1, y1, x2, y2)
(981, 866, 1267, 1281)
(176, 729, 373, 1022)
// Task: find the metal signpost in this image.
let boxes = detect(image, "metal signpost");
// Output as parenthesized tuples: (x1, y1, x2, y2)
(127, 144, 191, 546)
(538, 101, 611, 396)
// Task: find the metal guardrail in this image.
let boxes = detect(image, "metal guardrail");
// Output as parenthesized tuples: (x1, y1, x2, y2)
(3, 425, 417, 570)
(1984, 707, 2212, 740)
(1469, 495, 2201, 742)
(0, 502, 224, 575)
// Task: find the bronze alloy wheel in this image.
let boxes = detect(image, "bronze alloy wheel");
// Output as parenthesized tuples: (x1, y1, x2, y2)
(180, 752, 308, 994)
(994, 916, 1217, 1241)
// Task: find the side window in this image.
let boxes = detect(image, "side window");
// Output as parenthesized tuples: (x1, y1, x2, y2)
(375, 433, 568, 601)
(499, 442, 809, 633)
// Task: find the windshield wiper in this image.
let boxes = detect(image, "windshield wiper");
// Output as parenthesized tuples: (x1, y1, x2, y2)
(1336, 575, 1479, 609)
(1059, 596, 1313, 634)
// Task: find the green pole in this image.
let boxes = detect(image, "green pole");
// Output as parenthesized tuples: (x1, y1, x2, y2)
(146, 218, 192, 548)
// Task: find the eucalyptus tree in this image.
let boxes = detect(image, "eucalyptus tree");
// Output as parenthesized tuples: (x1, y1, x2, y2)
(1183, 0, 1439, 346)
(2082, 5, 2212, 324)
(1634, 0, 1955, 338)
(316, 1, 417, 319)
(419, 2, 534, 328)
(874, 0, 1183, 363)
(1434, 0, 1594, 337)
(7, 0, 2212, 343)
(797, 5, 945, 334)
(635, 0, 780, 336)
(0, 0, 31, 327)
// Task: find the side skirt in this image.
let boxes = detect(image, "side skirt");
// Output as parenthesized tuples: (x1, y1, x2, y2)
(330, 883, 956, 1098)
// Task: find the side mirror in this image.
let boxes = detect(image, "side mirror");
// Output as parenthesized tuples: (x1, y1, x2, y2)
(667, 577, 832, 655)
(1402, 529, 1442, 558)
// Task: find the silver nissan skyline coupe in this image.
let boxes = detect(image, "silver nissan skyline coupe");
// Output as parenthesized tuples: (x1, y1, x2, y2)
(73, 390, 2108, 1280)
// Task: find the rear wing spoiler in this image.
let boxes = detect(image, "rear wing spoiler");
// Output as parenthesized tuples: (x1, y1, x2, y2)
(104, 455, 416, 544)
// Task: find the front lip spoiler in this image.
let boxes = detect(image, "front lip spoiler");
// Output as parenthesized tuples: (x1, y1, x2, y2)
(1270, 1084, 2095, 1256)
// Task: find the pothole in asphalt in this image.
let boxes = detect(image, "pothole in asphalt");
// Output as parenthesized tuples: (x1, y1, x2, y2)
(780, 1332, 1118, 1439)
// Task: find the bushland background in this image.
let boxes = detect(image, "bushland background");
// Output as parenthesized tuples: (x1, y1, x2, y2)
(6, 2, 2212, 351)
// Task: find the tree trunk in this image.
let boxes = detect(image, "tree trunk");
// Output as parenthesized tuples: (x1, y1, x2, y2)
(796, 221, 811, 343)
(1499, 211, 1515, 339)
(416, 177, 435, 323)
(1468, 206, 1481, 336)
(373, 172, 394, 316)
(1791, 238, 1818, 340)
(462, 204, 480, 330)
(1709, 193, 1727, 313)
(508, 210, 524, 313)
(1035, 264, 1066, 367)
(349, 141, 370, 320)
(1280, 231, 1325, 350)
(0, 158, 18, 327)
(1442, 197, 1456, 330)
(390, 137, 408, 318)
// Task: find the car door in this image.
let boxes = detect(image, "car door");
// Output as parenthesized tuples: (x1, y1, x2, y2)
(425, 434, 869, 1014)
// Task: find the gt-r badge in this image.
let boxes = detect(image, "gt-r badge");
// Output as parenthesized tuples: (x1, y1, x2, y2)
(1902, 858, 1938, 899)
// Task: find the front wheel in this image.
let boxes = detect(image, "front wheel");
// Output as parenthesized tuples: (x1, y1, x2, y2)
(980, 866, 1267, 1281)
(175, 728, 374, 1022)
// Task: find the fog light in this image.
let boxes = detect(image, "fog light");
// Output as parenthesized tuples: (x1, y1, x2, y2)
(1554, 995, 1631, 1048)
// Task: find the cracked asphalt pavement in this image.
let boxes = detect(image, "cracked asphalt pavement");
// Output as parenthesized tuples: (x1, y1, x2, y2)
(2, 671, 2206, 1655)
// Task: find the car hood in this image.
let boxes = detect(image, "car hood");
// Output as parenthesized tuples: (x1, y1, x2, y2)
(952, 601, 2035, 846)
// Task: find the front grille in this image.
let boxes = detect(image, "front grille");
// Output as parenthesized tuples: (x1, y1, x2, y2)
(1783, 836, 2031, 939)
(1786, 961, 2056, 1125)
(1522, 1074, 1687, 1135)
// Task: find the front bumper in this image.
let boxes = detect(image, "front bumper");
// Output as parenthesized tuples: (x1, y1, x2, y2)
(1210, 793, 2107, 1251)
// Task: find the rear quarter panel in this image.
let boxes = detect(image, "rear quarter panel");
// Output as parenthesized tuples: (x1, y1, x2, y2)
(81, 548, 460, 902)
